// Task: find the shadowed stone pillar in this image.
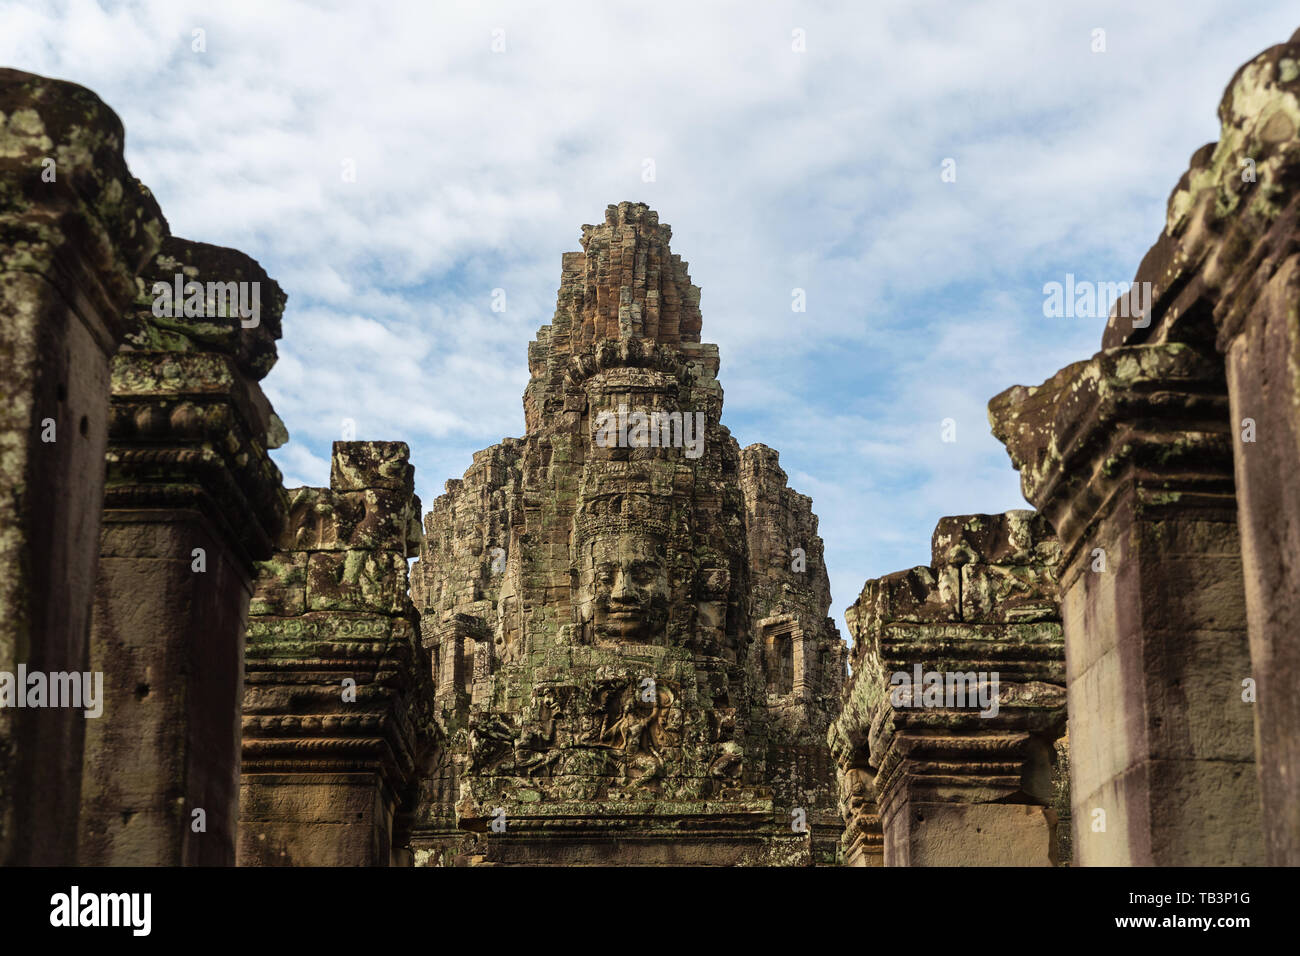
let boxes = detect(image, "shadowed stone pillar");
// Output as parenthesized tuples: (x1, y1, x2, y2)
(239, 441, 435, 866)
(990, 344, 1263, 865)
(77, 238, 289, 864)
(831, 511, 1066, 866)
(0, 69, 165, 865)
(1097, 29, 1300, 864)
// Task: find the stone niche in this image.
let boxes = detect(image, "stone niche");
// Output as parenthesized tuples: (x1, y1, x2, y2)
(239, 441, 435, 867)
(830, 511, 1068, 867)
(758, 616, 798, 696)
(409, 203, 846, 866)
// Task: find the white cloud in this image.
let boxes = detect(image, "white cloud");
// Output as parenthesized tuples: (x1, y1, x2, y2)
(3, 0, 1294, 632)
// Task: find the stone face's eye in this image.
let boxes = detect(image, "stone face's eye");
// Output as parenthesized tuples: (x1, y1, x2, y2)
(630, 563, 657, 586)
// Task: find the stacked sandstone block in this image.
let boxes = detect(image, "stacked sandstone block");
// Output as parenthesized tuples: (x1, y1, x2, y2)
(827, 26, 1300, 870)
(831, 511, 1067, 866)
(740, 443, 847, 863)
(0, 69, 167, 864)
(990, 345, 1260, 865)
(409, 207, 847, 866)
(557, 201, 702, 348)
(240, 441, 435, 866)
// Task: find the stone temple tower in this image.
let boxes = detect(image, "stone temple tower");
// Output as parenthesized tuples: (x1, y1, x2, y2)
(410, 202, 846, 865)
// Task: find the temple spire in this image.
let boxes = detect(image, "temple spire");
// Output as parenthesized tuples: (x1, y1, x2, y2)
(553, 201, 702, 348)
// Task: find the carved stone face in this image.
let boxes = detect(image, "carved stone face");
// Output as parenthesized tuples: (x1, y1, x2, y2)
(581, 534, 670, 642)
(842, 767, 874, 825)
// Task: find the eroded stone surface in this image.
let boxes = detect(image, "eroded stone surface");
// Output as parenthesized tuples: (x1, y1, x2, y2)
(984, 33, 1300, 866)
(8, 35, 1300, 869)
(1118, 27, 1300, 865)
(830, 511, 1068, 867)
(240, 441, 435, 866)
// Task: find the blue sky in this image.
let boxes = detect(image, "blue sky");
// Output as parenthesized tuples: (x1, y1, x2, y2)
(5, 0, 1296, 634)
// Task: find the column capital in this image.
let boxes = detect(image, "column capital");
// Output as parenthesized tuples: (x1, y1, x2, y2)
(0, 69, 167, 352)
(989, 343, 1234, 576)
(106, 236, 291, 568)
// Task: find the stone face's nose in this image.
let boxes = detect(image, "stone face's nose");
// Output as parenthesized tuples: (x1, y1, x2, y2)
(555, 201, 703, 348)
(610, 567, 636, 600)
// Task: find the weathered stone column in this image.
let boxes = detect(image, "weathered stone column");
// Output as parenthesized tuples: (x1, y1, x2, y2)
(832, 511, 1067, 866)
(1115, 29, 1300, 864)
(77, 238, 289, 864)
(0, 69, 165, 865)
(239, 441, 436, 866)
(990, 344, 1263, 865)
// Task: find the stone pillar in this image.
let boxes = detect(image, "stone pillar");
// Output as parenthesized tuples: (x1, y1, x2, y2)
(239, 441, 435, 866)
(1145, 28, 1300, 864)
(832, 511, 1067, 866)
(792, 625, 809, 699)
(1220, 269, 1300, 865)
(0, 69, 165, 865)
(77, 238, 289, 864)
(990, 344, 1263, 865)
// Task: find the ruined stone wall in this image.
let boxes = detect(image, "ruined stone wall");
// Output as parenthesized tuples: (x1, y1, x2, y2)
(410, 440, 523, 634)
(0, 71, 435, 870)
(990, 344, 1260, 865)
(1, 67, 297, 868)
(830, 511, 1067, 866)
(9, 33, 1300, 870)
(822, 27, 1300, 871)
(0, 85, 845, 867)
(1104, 28, 1300, 865)
(240, 441, 434, 866)
(410, 203, 845, 865)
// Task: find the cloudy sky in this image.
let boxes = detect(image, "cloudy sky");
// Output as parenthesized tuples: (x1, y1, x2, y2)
(4, 1, 1295, 635)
